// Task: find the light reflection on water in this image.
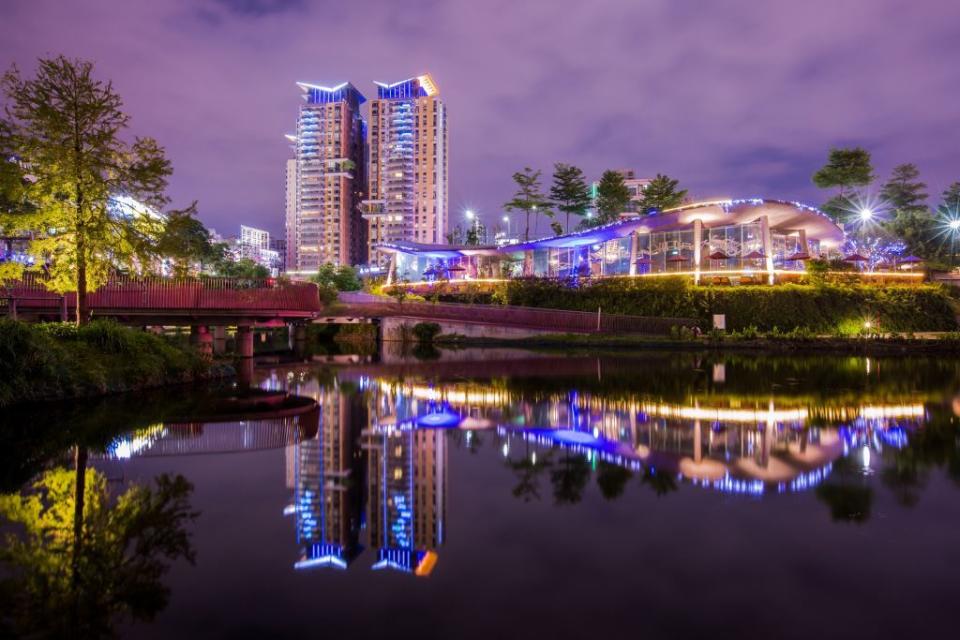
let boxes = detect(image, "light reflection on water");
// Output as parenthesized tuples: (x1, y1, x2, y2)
(6, 351, 960, 638)
(101, 353, 957, 576)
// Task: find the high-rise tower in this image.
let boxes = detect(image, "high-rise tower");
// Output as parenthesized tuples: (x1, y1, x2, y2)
(363, 74, 448, 266)
(288, 82, 367, 271)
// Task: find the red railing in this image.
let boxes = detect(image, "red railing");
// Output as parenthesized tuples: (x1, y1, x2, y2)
(335, 300, 697, 336)
(1, 274, 321, 317)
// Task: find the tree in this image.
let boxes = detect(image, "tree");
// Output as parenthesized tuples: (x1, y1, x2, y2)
(504, 167, 552, 241)
(549, 163, 591, 233)
(638, 173, 687, 215)
(1, 56, 174, 324)
(938, 182, 960, 216)
(0, 468, 197, 638)
(156, 204, 212, 278)
(312, 263, 362, 292)
(812, 147, 874, 221)
(214, 257, 269, 279)
(881, 163, 934, 256)
(593, 170, 631, 225)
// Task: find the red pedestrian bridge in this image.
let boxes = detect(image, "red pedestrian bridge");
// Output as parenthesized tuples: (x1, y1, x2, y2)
(1, 274, 322, 325)
(1, 276, 696, 340)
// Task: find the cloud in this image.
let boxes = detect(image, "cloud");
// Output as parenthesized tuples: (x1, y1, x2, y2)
(2, 0, 959, 237)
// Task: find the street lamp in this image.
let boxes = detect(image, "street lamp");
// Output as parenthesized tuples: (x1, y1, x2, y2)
(858, 208, 874, 222)
(949, 219, 960, 267)
(502, 215, 511, 238)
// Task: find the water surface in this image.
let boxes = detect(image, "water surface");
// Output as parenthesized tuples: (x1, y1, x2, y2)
(3, 349, 960, 639)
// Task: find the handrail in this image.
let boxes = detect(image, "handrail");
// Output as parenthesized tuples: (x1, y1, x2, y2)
(335, 299, 696, 335)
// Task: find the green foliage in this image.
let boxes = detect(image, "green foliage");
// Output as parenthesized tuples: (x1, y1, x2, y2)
(504, 167, 552, 241)
(213, 257, 269, 279)
(939, 182, 960, 215)
(812, 147, 874, 223)
(1, 56, 174, 323)
(412, 322, 442, 343)
(592, 170, 631, 225)
(638, 173, 687, 214)
(496, 277, 957, 333)
(156, 204, 213, 277)
(0, 319, 210, 406)
(549, 163, 591, 233)
(312, 263, 361, 297)
(881, 163, 936, 257)
(0, 467, 197, 637)
(813, 147, 874, 193)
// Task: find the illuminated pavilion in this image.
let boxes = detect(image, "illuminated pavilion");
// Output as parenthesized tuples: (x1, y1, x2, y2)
(379, 198, 849, 285)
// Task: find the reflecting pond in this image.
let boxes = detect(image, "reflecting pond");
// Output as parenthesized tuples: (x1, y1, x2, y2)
(3, 349, 960, 639)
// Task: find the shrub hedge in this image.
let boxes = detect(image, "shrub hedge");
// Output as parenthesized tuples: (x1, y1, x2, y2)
(489, 277, 958, 332)
(0, 319, 213, 407)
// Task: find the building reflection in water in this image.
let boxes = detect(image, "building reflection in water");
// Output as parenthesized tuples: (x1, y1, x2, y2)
(100, 367, 935, 577)
(285, 377, 447, 576)
(286, 383, 365, 570)
(362, 377, 927, 497)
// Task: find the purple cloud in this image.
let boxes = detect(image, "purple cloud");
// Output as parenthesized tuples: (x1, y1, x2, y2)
(2, 0, 958, 237)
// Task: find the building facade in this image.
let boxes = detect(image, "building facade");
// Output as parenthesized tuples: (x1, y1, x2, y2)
(284, 158, 297, 271)
(289, 82, 367, 272)
(363, 74, 448, 267)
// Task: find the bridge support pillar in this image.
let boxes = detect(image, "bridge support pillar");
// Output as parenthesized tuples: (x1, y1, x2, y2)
(293, 324, 307, 357)
(212, 325, 227, 355)
(190, 325, 213, 359)
(237, 325, 254, 358)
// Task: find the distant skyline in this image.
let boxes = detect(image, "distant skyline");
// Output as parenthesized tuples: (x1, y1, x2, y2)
(3, 0, 959, 238)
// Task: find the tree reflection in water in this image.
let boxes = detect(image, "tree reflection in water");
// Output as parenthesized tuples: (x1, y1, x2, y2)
(595, 461, 632, 500)
(0, 463, 197, 639)
(550, 452, 590, 505)
(639, 466, 678, 497)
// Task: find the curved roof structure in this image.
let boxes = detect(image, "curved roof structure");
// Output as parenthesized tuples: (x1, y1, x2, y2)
(504, 198, 844, 251)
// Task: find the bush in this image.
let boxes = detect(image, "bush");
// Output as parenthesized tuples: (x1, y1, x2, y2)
(412, 322, 442, 343)
(0, 320, 211, 407)
(496, 278, 957, 332)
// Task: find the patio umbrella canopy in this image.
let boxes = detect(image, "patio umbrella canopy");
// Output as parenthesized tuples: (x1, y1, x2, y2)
(708, 251, 730, 260)
(843, 253, 868, 262)
(898, 255, 924, 264)
(743, 250, 765, 260)
(785, 252, 811, 261)
(667, 254, 688, 262)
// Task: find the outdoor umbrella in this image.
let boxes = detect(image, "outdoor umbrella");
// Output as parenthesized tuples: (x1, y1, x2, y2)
(785, 252, 811, 261)
(708, 251, 730, 260)
(743, 250, 765, 260)
(898, 255, 923, 264)
(842, 253, 868, 263)
(666, 254, 688, 262)
(447, 264, 466, 272)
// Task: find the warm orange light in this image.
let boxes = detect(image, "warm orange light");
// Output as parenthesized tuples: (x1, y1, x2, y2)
(415, 550, 438, 576)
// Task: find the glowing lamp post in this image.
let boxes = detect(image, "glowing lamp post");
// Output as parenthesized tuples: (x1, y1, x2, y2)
(949, 218, 960, 267)
(502, 215, 511, 238)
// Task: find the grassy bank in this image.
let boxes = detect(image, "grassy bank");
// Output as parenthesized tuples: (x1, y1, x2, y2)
(0, 319, 231, 407)
(483, 277, 958, 333)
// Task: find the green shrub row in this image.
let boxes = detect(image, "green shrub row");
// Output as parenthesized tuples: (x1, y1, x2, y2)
(0, 319, 212, 407)
(489, 277, 958, 332)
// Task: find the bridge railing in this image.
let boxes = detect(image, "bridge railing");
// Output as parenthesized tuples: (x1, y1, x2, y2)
(336, 299, 697, 335)
(1, 274, 321, 316)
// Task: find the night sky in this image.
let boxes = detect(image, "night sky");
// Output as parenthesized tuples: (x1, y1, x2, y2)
(3, 0, 958, 237)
